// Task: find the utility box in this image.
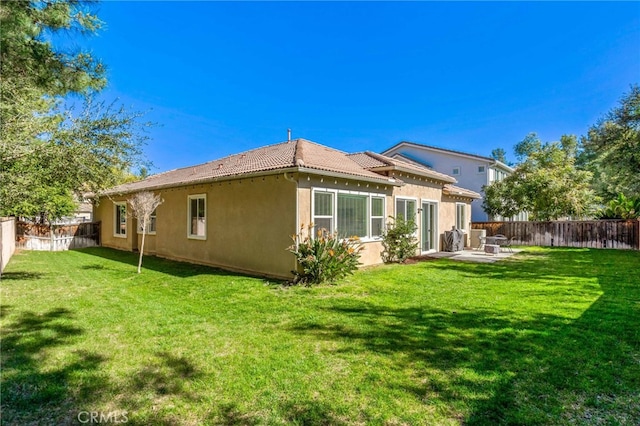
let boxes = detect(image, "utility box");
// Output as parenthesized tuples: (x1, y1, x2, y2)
(443, 228, 464, 252)
(470, 229, 486, 249)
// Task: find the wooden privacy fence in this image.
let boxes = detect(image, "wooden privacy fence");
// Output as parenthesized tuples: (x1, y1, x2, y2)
(17, 221, 101, 251)
(472, 220, 640, 250)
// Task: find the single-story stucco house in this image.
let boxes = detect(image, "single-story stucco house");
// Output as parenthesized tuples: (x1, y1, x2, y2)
(94, 138, 480, 279)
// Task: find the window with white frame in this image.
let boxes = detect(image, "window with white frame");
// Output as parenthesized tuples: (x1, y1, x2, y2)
(312, 189, 385, 239)
(370, 196, 385, 237)
(138, 209, 157, 234)
(188, 194, 206, 239)
(478, 165, 486, 173)
(456, 203, 467, 231)
(490, 168, 507, 182)
(114, 202, 127, 237)
(395, 198, 417, 223)
(338, 193, 368, 237)
(313, 190, 334, 233)
(452, 166, 461, 176)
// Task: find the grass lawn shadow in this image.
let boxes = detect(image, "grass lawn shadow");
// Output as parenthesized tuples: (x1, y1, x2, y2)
(75, 246, 265, 280)
(0, 271, 47, 281)
(1, 246, 637, 424)
(289, 248, 640, 424)
(1, 307, 109, 425)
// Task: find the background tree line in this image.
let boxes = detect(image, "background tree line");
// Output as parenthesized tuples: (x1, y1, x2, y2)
(484, 85, 640, 221)
(0, 0, 149, 223)
(2, 2, 637, 224)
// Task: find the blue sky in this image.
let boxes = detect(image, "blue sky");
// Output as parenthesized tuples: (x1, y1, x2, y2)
(85, 1, 639, 173)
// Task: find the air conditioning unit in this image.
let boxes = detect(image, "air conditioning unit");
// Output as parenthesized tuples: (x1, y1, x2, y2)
(443, 228, 464, 252)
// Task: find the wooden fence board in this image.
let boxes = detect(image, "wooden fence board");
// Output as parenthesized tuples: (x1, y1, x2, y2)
(16, 221, 101, 251)
(472, 220, 639, 250)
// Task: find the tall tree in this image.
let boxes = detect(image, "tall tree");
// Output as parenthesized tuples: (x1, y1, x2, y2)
(483, 133, 596, 221)
(0, 0, 148, 222)
(579, 85, 640, 199)
(128, 191, 163, 273)
(490, 148, 508, 164)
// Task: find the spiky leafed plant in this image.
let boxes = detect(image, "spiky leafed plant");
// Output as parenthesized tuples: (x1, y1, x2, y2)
(596, 194, 640, 219)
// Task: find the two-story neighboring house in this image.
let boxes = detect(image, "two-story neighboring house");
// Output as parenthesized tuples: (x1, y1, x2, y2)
(382, 141, 523, 222)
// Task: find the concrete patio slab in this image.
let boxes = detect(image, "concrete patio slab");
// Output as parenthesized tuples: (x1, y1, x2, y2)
(419, 248, 522, 263)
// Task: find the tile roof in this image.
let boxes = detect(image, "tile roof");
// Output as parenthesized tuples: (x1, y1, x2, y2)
(102, 139, 398, 195)
(348, 151, 457, 183)
(295, 140, 390, 182)
(443, 184, 481, 199)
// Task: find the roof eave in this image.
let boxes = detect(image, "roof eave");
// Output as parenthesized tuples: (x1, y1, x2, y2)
(99, 167, 302, 197)
(99, 165, 403, 198)
(297, 166, 403, 186)
(444, 192, 481, 200)
(443, 187, 482, 200)
(368, 165, 457, 184)
(384, 141, 497, 164)
(491, 160, 514, 173)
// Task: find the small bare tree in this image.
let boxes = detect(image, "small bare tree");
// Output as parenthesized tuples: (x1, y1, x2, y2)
(128, 191, 163, 273)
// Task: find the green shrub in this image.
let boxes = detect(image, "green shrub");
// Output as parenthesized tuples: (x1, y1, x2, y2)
(595, 193, 640, 219)
(289, 225, 363, 285)
(380, 216, 419, 263)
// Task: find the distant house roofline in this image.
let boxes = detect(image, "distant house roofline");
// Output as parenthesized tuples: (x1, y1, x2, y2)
(351, 151, 457, 184)
(382, 141, 514, 172)
(98, 138, 486, 199)
(99, 139, 410, 196)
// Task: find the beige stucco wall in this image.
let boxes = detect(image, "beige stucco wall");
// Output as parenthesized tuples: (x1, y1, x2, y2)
(297, 173, 394, 268)
(96, 198, 136, 252)
(96, 174, 297, 279)
(95, 170, 475, 278)
(297, 171, 475, 266)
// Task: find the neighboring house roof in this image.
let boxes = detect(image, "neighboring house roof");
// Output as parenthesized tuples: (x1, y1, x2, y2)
(383, 141, 514, 172)
(386, 152, 433, 169)
(102, 139, 410, 195)
(443, 184, 481, 199)
(348, 151, 457, 183)
(76, 202, 93, 214)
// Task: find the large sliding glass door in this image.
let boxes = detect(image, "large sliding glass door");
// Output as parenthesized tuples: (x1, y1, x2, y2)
(421, 201, 437, 252)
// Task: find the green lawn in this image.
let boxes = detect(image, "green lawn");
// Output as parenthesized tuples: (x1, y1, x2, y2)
(1, 247, 639, 425)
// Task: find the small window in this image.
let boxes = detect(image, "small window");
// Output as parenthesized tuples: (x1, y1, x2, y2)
(396, 198, 417, 223)
(370, 196, 385, 238)
(478, 166, 486, 173)
(188, 194, 206, 239)
(452, 167, 461, 176)
(313, 191, 334, 234)
(456, 203, 467, 231)
(138, 209, 157, 234)
(114, 202, 127, 237)
(491, 168, 507, 182)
